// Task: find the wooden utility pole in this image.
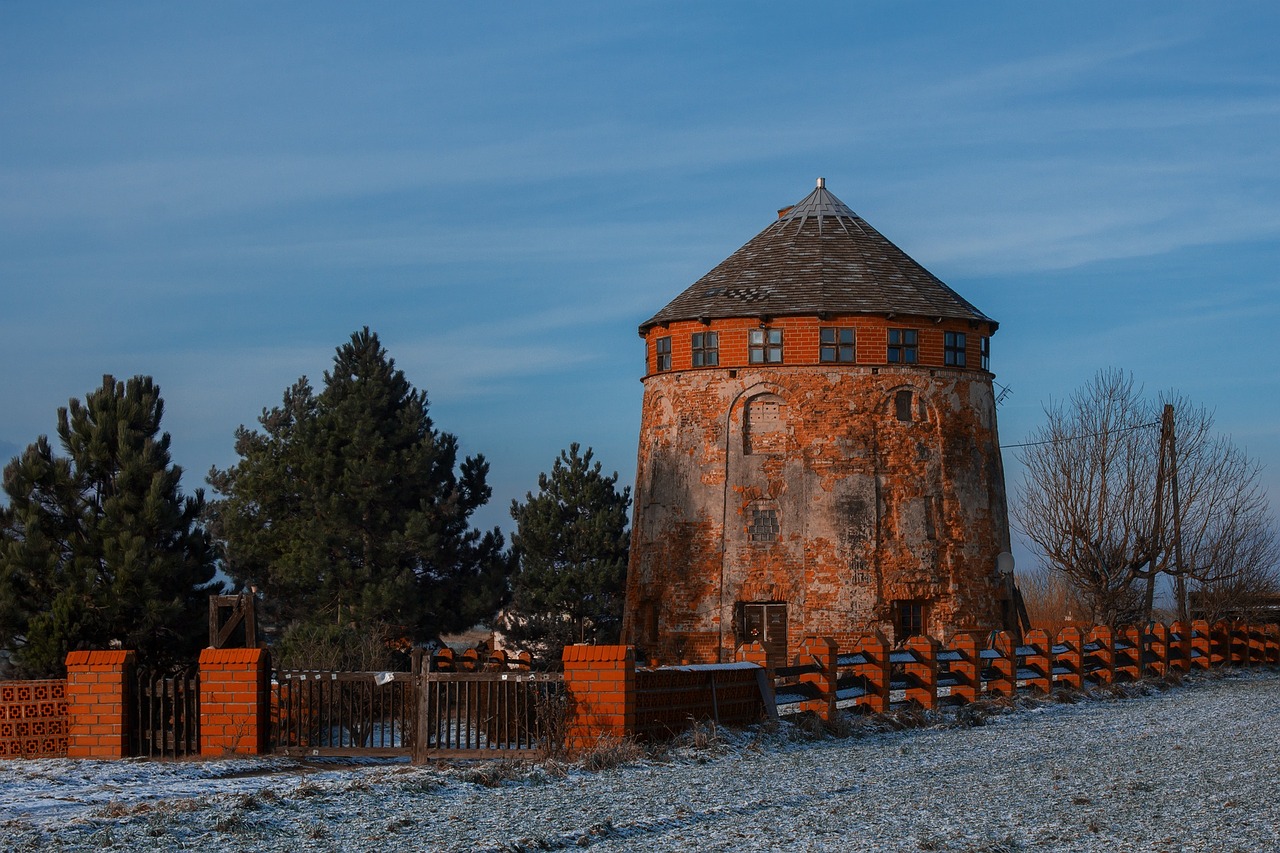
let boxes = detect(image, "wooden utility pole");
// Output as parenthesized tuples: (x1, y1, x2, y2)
(1142, 404, 1184, 623)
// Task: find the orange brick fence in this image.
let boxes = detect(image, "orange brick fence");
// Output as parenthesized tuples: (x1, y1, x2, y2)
(773, 620, 1280, 721)
(0, 679, 69, 758)
(9, 619, 1275, 762)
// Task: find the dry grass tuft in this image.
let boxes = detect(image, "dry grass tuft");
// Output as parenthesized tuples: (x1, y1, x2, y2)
(578, 734, 645, 772)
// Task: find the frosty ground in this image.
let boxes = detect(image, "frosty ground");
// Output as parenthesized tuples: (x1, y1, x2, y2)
(1, 670, 1276, 852)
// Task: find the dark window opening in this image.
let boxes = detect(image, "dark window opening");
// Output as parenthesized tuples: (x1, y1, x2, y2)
(895, 389, 914, 422)
(655, 336, 672, 372)
(980, 336, 990, 371)
(692, 331, 719, 367)
(820, 327, 856, 363)
(894, 600, 926, 643)
(887, 328, 918, 364)
(749, 328, 784, 364)
(944, 331, 966, 366)
(749, 507, 780, 542)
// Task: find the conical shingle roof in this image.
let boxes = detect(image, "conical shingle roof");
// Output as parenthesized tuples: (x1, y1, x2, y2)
(642, 179, 995, 332)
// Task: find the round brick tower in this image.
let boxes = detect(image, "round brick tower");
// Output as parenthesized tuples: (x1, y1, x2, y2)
(622, 179, 1013, 666)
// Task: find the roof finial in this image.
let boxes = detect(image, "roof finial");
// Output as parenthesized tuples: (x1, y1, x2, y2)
(816, 177, 826, 189)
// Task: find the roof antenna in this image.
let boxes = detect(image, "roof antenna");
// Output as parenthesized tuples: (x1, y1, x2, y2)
(816, 177, 826, 189)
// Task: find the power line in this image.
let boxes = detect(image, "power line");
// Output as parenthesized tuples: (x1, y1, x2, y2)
(1001, 420, 1160, 450)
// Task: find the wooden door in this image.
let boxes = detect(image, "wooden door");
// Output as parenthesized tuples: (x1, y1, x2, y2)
(742, 602, 788, 669)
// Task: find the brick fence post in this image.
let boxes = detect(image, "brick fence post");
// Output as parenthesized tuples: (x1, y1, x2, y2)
(854, 631, 890, 713)
(1117, 625, 1141, 682)
(1168, 621, 1192, 672)
(798, 636, 837, 721)
(1266, 624, 1280, 666)
(1022, 629, 1052, 695)
(988, 631, 1016, 697)
(1053, 627, 1083, 689)
(199, 648, 271, 755)
(65, 650, 135, 759)
(561, 645, 636, 754)
(903, 635, 938, 709)
(1190, 620, 1212, 669)
(1086, 626, 1116, 686)
(946, 633, 980, 703)
(1147, 623, 1170, 677)
(736, 640, 777, 718)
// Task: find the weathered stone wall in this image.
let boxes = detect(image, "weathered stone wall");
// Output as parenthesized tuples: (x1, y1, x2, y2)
(624, 314, 1011, 665)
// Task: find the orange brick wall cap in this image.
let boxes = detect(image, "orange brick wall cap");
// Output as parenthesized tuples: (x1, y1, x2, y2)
(65, 650, 135, 667)
(199, 648, 267, 666)
(562, 645, 634, 664)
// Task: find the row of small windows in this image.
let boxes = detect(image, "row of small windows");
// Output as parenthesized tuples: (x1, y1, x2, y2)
(653, 328, 989, 371)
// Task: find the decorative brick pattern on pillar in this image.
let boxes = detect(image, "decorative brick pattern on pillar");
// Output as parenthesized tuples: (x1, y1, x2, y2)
(903, 635, 938, 709)
(1052, 627, 1083, 689)
(65, 650, 135, 759)
(562, 645, 636, 753)
(797, 637, 836, 721)
(199, 648, 270, 756)
(853, 631, 890, 713)
(0, 680, 69, 758)
(1021, 630, 1052, 695)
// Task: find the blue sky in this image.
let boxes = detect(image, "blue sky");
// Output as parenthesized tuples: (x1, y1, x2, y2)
(2, 2, 1278, 571)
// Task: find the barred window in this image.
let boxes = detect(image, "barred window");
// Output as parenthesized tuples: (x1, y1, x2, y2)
(749, 507, 780, 542)
(692, 331, 719, 367)
(749, 328, 784, 364)
(887, 328, 918, 364)
(820, 327, 855, 363)
(944, 331, 966, 367)
(655, 336, 671, 372)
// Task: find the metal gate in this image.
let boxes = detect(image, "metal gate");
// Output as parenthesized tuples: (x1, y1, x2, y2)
(132, 663, 200, 757)
(272, 670, 416, 757)
(415, 671, 564, 760)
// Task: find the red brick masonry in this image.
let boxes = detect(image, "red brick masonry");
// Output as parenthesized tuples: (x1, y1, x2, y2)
(199, 647, 270, 756)
(65, 649, 134, 759)
(0, 679, 69, 758)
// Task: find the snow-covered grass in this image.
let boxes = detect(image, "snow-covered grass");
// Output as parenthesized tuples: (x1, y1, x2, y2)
(2, 670, 1277, 852)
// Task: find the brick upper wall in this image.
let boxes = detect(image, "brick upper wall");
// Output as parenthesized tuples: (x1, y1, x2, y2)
(642, 314, 996, 377)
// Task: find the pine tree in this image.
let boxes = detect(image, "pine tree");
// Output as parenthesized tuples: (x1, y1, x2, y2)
(206, 328, 509, 643)
(0, 376, 218, 676)
(507, 444, 630, 662)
